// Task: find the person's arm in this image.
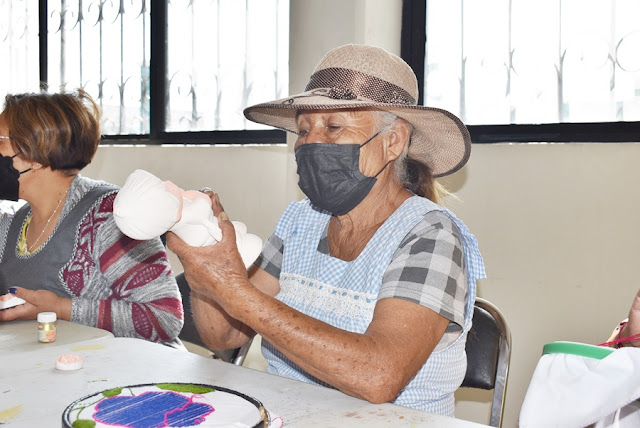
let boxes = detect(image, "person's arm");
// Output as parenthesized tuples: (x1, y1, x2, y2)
(246, 287, 448, 403)
(168, 210, 452, 404)
(170, 191, 282, 350)
(618, 289, 640, 347)
(71, 193, 183, 342)
(188, 265, 279, 350)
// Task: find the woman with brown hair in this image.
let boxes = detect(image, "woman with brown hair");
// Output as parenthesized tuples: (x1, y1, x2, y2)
(0, 90, 183, 346)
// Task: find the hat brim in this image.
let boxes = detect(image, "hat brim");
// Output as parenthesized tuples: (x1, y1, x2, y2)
(244, 91, 471, 177)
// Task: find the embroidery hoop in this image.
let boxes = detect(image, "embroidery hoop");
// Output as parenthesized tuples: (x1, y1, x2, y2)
(62, 382, 270, 428)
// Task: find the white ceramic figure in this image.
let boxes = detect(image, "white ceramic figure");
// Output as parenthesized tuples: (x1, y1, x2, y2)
(113, 169, 262, 268)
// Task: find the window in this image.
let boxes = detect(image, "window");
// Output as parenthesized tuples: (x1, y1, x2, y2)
(0, 0, 288, 144)
(401, 0, 640, 142)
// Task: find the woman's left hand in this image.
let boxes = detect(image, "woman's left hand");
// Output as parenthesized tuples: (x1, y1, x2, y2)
(0, 287, 71, 321)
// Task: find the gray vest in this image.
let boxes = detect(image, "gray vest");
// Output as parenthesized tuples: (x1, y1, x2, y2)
(0, 185, 117, 295)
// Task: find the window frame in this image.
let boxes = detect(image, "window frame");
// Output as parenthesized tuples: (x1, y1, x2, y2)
(400, 0, 640, 143)
(36, 0, 286, 146)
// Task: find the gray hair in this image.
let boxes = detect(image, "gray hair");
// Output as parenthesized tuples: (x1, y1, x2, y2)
(371, 109, 445, 202)
(371, 110, 414, 186)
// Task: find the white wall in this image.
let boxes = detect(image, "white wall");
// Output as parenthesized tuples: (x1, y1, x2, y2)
(441, 142, 640, 426)
(83, 1, 640, 427)
(83, 144, 290, 271)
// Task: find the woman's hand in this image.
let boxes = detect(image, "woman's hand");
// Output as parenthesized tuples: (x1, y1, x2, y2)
(199, 189, 224, 217)
(0, 287, 71, 321)
(621, 289, 640, 347)
(166, 193, 250, 312)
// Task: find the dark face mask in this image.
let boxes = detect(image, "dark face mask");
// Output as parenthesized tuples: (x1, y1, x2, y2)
(295, 132, 389, 216)
(0, 153, 31, 201)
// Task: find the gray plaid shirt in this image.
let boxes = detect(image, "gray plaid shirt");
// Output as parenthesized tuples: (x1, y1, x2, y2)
(256, 210, 467, 349)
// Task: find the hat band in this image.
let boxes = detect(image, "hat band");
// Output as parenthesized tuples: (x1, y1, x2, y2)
(305, 67, 416, 105)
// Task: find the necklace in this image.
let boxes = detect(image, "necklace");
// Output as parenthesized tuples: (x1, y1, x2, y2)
(27, 189, 69, 253)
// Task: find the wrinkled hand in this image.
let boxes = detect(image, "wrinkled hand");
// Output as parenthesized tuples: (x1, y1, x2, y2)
(166, 193, 250, 311)
(0, 288, 70, 321)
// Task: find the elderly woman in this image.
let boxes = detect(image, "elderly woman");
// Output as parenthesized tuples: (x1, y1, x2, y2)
(168, 44, 485, 414)
(0, 90, 183, 346)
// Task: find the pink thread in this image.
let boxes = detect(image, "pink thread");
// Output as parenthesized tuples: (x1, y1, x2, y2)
(163, 394, 214, 427)
(598, 322, 640, 347)
(270, 416, 285, 428)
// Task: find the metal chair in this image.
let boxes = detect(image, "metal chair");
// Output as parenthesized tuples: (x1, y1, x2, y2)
(176, 272, 253, 365)
(461, 298, 512, 427)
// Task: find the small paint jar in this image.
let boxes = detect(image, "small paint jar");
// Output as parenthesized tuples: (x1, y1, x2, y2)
(37, 312, 57, 343)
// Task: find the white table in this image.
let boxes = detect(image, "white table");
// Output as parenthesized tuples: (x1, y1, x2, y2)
(0, 319, 114, 353)
(0, 335, 489, 427)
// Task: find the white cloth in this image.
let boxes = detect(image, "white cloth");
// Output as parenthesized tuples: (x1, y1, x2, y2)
(519, 346, 640, 428)
(113, 169, 262, 267)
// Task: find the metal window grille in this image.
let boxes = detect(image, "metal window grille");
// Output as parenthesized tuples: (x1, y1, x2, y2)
(0, 0, 289, 143)
(402, 0, 640, 142)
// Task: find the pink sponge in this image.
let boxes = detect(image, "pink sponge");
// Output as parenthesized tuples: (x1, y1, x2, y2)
(0, 293, 26, 310)
(56, 353, 84, 371)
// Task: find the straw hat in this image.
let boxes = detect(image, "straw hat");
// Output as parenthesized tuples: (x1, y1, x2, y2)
(243, 44, 471, 177)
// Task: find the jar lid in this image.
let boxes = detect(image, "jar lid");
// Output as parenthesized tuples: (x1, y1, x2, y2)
(37, 312, 57, 323)
(542, 341, 614, 360)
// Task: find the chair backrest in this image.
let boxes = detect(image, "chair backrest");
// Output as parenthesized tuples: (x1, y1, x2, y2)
(176, 272, 253, 365)
(461, 298, 512, 428)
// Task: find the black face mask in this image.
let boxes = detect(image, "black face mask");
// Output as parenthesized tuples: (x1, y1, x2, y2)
(0, 153, 31, 201)
(295, 132, 389, 216)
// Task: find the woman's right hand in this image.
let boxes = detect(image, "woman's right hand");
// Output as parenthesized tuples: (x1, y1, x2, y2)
(166, 194, 250, 312)
(621, 289, 640, 347)
(0, 287, 71, 322)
